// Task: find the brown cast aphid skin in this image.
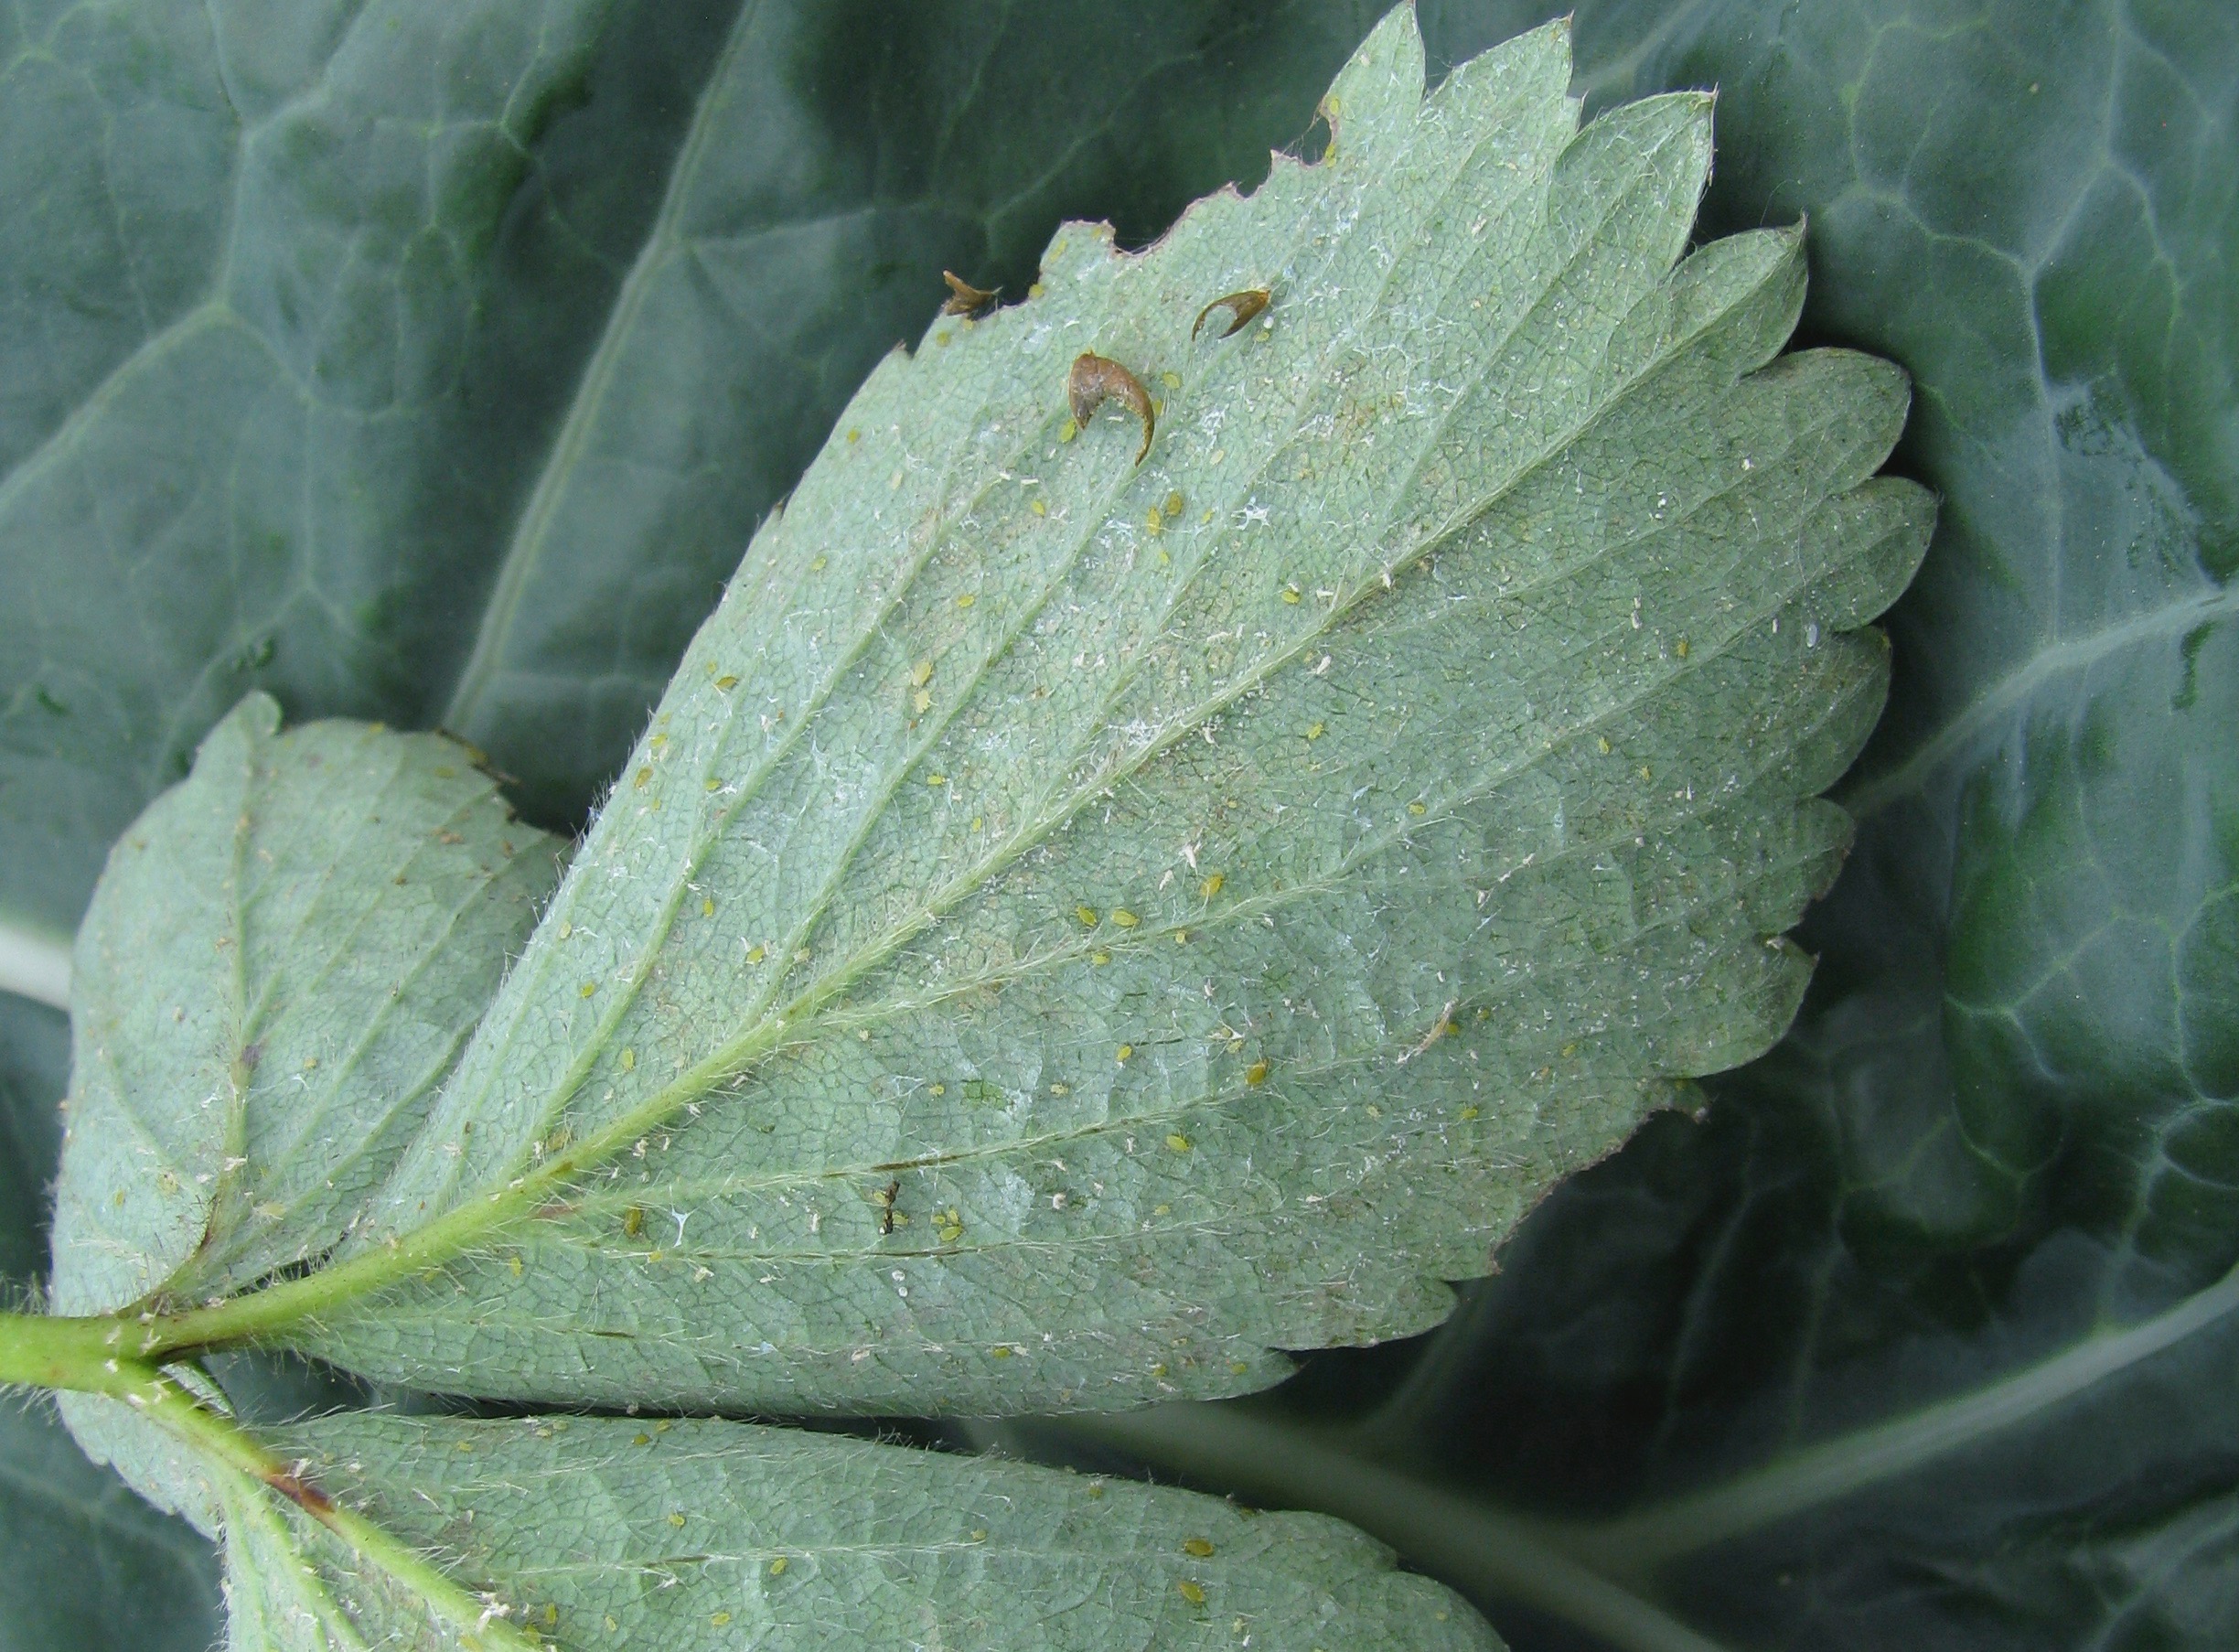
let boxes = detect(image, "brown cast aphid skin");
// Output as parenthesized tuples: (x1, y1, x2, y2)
(1066, 352, 1154, 463)
(1191, 288, 1270, 340)
(940, 271, 997, 316)
(877, 1178, 901, 1236)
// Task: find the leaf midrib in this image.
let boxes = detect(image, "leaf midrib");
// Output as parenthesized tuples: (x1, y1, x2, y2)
(458, 82, 1693, 1218)
(419, 64, 1563, 1214)
(420, 762, 1844, 1251)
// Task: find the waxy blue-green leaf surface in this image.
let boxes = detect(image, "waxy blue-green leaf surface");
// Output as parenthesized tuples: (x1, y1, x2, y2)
(0, 0, 612, 953)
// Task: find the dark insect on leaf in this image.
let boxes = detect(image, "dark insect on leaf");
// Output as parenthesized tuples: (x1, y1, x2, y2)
(1066, 352, 1155, 463)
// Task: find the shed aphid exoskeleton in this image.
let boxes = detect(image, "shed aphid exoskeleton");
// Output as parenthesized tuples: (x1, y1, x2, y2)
(939, 270, 998, 316)
(1066, 352, 1155, 463)
(1191, 287, 1271, 340)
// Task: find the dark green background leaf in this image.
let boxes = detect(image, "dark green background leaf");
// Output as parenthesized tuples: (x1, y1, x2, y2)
(3, 0, 2231, 1648)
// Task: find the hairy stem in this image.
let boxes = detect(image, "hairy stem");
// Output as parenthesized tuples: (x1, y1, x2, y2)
(145, 1380, 543, 1652)
(0, 1314, 541, 1652)
(0, 1308, 140, 1392)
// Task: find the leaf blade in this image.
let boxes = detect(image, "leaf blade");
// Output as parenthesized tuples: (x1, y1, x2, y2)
(277, 1411, 1496, 1651)
(280, 13, 1931, 1412)
(49, 694, 565, 1320)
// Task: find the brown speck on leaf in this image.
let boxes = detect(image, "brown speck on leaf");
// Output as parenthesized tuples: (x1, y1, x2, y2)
(1066, 352, 1154, 462)
(940, 271, 997, 316)
(1191, 288, 1270, 340)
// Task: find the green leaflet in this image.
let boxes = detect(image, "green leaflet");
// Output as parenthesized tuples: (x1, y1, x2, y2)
(245, 11, 1922, 1412)
(49, 695, 563, 1319)
(28, 11, 1925, 1648)
(248, 1411, 1490, 1651)
(45, 695, 561, 1529)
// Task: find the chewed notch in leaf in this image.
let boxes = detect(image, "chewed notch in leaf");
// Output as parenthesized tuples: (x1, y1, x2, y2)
(37, 8, 1929, 1649)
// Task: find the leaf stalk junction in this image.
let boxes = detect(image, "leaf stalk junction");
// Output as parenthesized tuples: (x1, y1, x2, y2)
(0, 1310, 544, 1651)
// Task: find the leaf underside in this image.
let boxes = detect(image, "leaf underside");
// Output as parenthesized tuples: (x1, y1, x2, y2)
(249, 1412, 1489, 1652)
(43, 8, 1929, 1649)
(301, 11, 1922, 1415)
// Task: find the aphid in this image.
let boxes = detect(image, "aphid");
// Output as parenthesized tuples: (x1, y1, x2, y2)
(1066, 352, 1154, 463)
(623, 1206, 644, 1238)
(940, 270, 997, 316)
(1191, 288, 1270, 340)
(876, 1178, 901, 1236)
